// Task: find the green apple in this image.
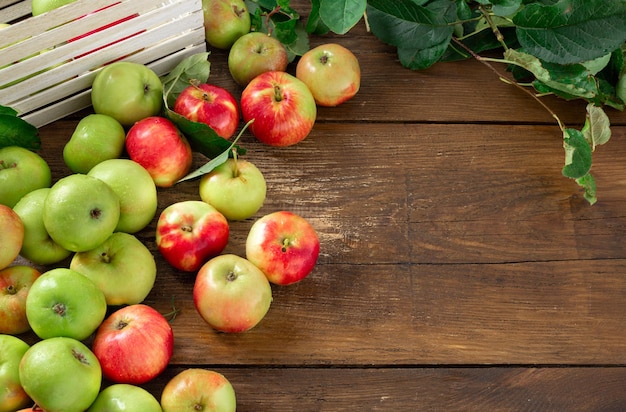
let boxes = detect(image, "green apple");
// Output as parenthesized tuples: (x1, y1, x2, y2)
(91, 61, 163, 127)
(12, 188, 71, 265)
(0, 266, 41, 335)
(199, 157, 266, 221)
(0, 146, 51, 208)
(87, 384, 162, 412)
(25, 268, 107, 340)
(87, 158, 158, 233)
(203, 0, 251, 49)
(63, 114, 126, 174)
(160, 368, 236, 412)
(0, 204, 23, 270)
(19, 337, 102, 412)
(0, 334, 30, 412)
(70, 232, 157, 306)
(31, 0, 78, 16)
(228, 31, 288, 86)
(43, 174, 120, 252)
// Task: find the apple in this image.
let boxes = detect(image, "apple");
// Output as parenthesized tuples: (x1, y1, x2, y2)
(199, 157, 266, 221)
(0, 334, 30, 412)
(0, 204, 23, 270)
(0, 146, 51, 208)
(296, 43, 361, 107)
(241, 71, 317, 146)
(160, 368, 236, 412)
(25, 268, 107, 340)
(31, 0, 77, 16)
(228, 32, 289, 86)
(12, 188, 72, 265)
(125, 116, 193, 187)
(173, 83, 240, 139)
(91, 61, 163, 127)
(87, 383, 162, 412)
(43, 173, 120, 252)
(92, 304, 174, 385)
(70, 232, 157, 306)
(0, 266, 40, 335)
(63, 114, 126, 174)
(203, 0, 251, 50)
(19, 337, 102, 412)
(193, 254, 272, 333)
(246, 211, 320, 285)
(88, 158, 158, 233)
(156, 200, 229, 272)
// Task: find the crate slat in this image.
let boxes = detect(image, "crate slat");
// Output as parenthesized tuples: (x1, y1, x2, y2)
(0, 0, 206, 127)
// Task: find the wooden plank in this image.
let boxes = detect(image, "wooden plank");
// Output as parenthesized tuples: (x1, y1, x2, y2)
(141, 367, 626, 411)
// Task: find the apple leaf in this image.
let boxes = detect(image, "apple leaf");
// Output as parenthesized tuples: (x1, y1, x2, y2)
(160, 52, 211, 108)
(0, 105, 41, 150)
(576, 173, 597, 205)
(562, 128, 592, 180)
(582, 104, 611, 151)
(513, 0, 626, 65)
(318, 0, 367, 35)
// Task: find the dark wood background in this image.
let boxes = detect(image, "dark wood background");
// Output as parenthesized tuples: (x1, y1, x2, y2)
(19, 1, 626, 410)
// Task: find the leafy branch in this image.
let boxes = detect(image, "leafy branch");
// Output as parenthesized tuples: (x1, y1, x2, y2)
(261, 0, 626, 204)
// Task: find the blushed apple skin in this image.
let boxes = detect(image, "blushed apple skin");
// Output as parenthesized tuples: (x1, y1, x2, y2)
(92, 304, 174, 385)
(193, 254, 272, 333)
(174, 83, 240, 139)
(296, 43, 361, 107)
(126, 117, 193, 188)
(0, 334, 31, 412)
(203, 0, 250, 50)
(156, 201, 230, 272)
(0, 266, 41, 335)
(0, 204, 23, 270)
(228, 32, 289, 86)
(160, 368, 236, 412)
(246, 211, 320, 285)
(241, 71, 316, 147)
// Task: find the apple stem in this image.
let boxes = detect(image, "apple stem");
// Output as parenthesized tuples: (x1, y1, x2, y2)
(231, 148, 240, 178)
(274, 85, 283, 102)
(281, 238, 290, 253)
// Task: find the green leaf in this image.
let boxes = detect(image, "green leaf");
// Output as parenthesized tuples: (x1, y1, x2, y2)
(161, 52, 211, 108)
(0, 107, 41, 150)
(306, 0, 330, 34)
(582, 104, 611, 150)
(475, 0, 522, 17)
(513, 0, 626, 64)
(575, 173, 597, 205)
(562, 128, 592, 179)
(318, 0, 366, 35)
(367, 0, 454, 25)
(366, 1, 456, 70)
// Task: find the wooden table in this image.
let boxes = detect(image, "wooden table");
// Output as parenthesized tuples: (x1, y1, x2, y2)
(25, 2, 626, 410)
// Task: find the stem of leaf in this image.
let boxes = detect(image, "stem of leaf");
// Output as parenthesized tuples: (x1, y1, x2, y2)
(478, 5, 507, 50)
(451, 37, 564, 132)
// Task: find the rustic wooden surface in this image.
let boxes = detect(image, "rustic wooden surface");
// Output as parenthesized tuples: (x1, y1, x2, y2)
(17, 2, 626, 410)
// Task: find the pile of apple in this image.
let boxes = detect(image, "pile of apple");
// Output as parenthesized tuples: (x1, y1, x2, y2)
(0, 0, 361, 411)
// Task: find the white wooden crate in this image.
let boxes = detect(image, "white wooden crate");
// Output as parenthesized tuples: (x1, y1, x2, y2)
(0, 0, 206, 127)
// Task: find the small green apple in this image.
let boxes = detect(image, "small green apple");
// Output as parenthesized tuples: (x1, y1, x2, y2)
(70, 232, 157, 306)
(199, 158, 266, 221)
(31, 0, 78, 16)
(203, 0, 251, 49)
(0, 334, 30, 412)
(63, 114, 126, 174)
(0, 146, 51, 208)
(87, 159, 158, 233)
(0, 266, 41, 335)
(88, 384, 162, 412)
(228, 31, 288, 86)
(25, 268, 107, 340)
(19, 337, 102, 412)
(12, 188, 71, 266)
(43, 174, 120, 252)
(91, 61, 163, 127)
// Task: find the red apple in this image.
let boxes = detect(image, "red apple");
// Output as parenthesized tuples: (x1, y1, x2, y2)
(246, 211, 320, 285)
(0, 265, 41, 335)
(0, 204, 24, 270)
(156, 200, 229, 272)
(296, 43, 361, 107)
(125, 116, 193, 187)
(193, 254, 272, 333)
(241, 71, 316, 146)
(160, 368, 236, 412)
(173, 83, 240, 139)
(92, 304, 174, 385)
